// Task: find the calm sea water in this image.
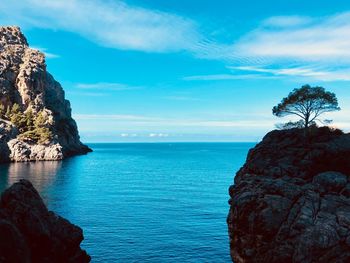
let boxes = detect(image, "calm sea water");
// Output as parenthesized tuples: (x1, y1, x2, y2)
(0, 143, 253, 262)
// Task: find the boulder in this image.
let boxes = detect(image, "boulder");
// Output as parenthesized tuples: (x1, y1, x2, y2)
(0, 179, 90, 262)
(227, 127, 350, 263)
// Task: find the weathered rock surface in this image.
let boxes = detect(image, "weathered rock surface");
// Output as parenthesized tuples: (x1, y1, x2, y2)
(0, 26, 91, 162)
(227, 127, 350, 263)
(8, 139, 64, 161)
(0, 179, 90, 262)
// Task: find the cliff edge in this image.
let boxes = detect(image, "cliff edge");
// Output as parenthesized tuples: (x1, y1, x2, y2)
(0, 179, 90, 262)
(227, 127, 350, 263)
(0, 26, 91, 162)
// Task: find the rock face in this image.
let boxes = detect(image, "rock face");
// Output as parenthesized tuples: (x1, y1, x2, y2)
(0, 179, 90, 262)
(0, 26, 91, 162)
(227, 127, 350, 263)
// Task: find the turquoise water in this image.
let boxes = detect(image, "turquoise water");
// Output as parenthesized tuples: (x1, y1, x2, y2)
(0, 143, 253, 262)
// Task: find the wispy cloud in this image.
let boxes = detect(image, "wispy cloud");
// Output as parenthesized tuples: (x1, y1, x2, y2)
(230, 65, 350, 81)
(3, 0, 350, 82)
(262, 15, 312, 28)
(226, 12, 350, 81)
(74, 114, 159, 121)
(118, 133, 169, 138)
(149, 133, 169, 137)
(163, 95, 202, 101)
(120, 133, 138, 137)
(73, 113, 275, 128)
(232, 12, 350, 62)
(0, 0, 204, 53)
(31, 46, 60, 59)
(186, 12, 350, 82)
(183, 73, 277, 81)
(75, 82, 141, 91)
(67, 91, 109, 97)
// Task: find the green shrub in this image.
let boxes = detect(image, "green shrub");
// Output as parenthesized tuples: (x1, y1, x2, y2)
(18, 129, 41, 142)
(36, 127, 53, 144)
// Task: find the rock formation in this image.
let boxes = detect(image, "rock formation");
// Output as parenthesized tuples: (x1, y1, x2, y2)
(0, 26, 91, 162)
(0, 179, 90, 262)
(227, 127, 350, 263)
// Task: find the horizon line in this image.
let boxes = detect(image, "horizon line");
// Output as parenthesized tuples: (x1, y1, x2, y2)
(84, 141, 259, 144)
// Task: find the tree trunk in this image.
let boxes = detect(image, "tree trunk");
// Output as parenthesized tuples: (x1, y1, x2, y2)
(304, 115, 309, 137)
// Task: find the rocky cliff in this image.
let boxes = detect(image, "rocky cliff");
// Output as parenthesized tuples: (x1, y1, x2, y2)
(227, 127, 350, 263)
(0, 179, 90, 262)
(0, 26, 91, 162)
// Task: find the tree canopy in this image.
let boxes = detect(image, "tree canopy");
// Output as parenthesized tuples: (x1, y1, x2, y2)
(272, 85, 340, 130)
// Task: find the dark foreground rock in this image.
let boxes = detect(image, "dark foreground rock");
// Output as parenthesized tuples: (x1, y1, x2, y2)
(227, 127, 350, 263)
(0, 179, 90, 262)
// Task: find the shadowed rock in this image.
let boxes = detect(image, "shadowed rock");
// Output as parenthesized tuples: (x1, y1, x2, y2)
(0, 179, 90, 262)
(227, 127, 350, 263)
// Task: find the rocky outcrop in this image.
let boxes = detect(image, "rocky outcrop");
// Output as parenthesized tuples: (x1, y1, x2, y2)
(227, 127, 350, 263)
(0, 119, 17, 162)
(8, 139, 63, 161)
(0, 26, 91, 162)
(0, 179, 90, 262)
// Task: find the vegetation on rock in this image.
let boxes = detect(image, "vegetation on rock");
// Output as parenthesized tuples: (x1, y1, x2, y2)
(273, 85, 340, 132)
(0, 103, 53, 144)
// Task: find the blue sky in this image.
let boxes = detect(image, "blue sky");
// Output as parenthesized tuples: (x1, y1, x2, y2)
(1, 0, 350, 142)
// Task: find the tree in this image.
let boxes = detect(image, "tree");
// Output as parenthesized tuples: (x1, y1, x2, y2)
(24, 109, 34, 129)
(18, 111, 53, 144)
(9, 103, 26, 131)
(34, 111, 53, 144)
(272, 85, 340, 132)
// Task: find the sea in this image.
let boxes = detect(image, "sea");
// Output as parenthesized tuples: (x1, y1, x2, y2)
(0, 142, 254, 262)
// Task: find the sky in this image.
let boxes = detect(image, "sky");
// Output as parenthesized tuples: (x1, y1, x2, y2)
(1, 0, 350, 142)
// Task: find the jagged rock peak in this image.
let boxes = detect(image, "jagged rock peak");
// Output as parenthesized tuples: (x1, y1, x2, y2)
(0, 26, 28, 47)
(227, 127, 350, 263)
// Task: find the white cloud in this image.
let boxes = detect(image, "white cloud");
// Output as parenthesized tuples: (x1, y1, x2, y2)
(75, 82, 141, 91)
(31, 46, 60, 59)
(74, 114, 159, 121)
(262, 16, 312, 28)
(4, 0, 350, 82)
(232, 12, 350, 62)
(120, 133, 138, 137)
(0, 0, 203, 53)
(230, 65, 350, 81)
(212, 12, 350, 82)
(183, 73, 278, 81)
(149, 133, 169, 137)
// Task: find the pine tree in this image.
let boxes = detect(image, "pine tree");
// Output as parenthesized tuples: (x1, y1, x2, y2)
(10, 104, 25, 130)
(34, 111, 53, 144)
